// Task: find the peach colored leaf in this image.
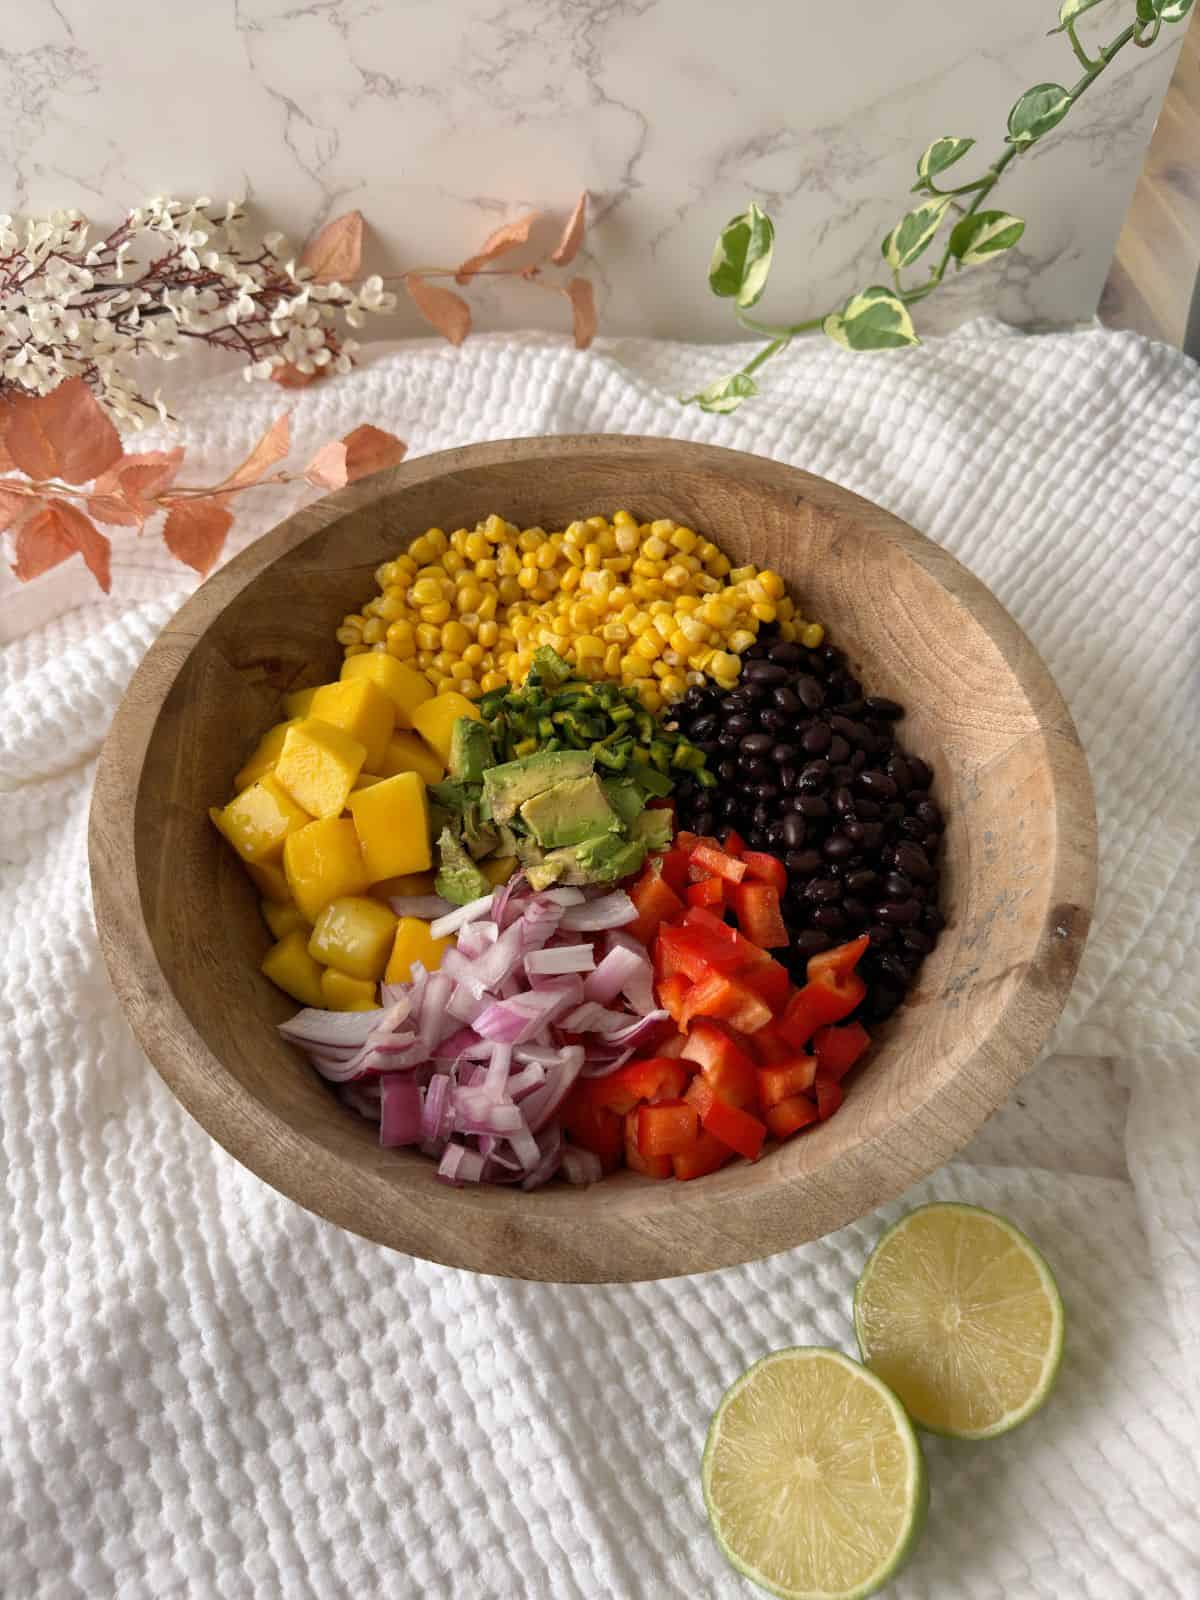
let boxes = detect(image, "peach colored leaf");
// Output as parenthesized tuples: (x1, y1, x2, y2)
(300, 211, 364, 284)
(87, 493, 141, 528)
(303, 441, 349, 491)
(214, 413, 291, 492)
(12, 501, 112, 591)
(404, 274, 472, 345)
(271, 363, 321, 390)
(162, 498, 235, 576)
(0, 431, 14, 472)
(564, 277, 597, 350)
(454, 211, 541, 283)
(91, 447, 185, 526)
(0, 484, 37, 533)
(342, 424, 406, 481)
(3, 379, 124, 485)
(551, 192, 588, 266)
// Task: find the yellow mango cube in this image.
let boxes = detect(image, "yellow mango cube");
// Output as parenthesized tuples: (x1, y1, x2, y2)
(341, 652, 434, 727)
(210, 774, 311, 864)
(385, 916, 453, 985)
(284, 685, 319, 720)
(321, 969, 381, 1011)
(310, 678, 395, 771)
(380, 731, 445, 786)
(308, 896, 398, 981)
(283, 815, 370, 923)
(261, 900, 310, 941)
(234, 720, 295, 791)
(346, 771, 432, 883)
(245, 859, 290, 902)
(372, 870, 437, 899)
(410, 692, 481, 763)
(261, 929, 325, 1007)
(353, 773, 384, 790)
(482, 854, 518, 888)
(274, 717, 367, 818)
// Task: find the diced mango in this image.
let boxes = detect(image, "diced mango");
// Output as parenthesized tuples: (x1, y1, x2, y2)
(284, 685, 320, 720)
(410, 691, 480, 763)
(283, 815, 371, 923)
(380, 730, 445, 786)
(372, 870, 437, 899)
(210, 773, 312, 864)
(346, 771, 432, 882)
(261, 929, 325, 1007)
(234, 720, 296, 791)
(321, 968, 381, 1011)
(245, 859, 290, 902)
(353, 773, 385, 790)
(310, 677, 395, 771)
(261, 899, 310, 941)
(308, 896, 398, 981)
(341, 652, 434, 727)
(274, 717, 366, 818)
(482, 854, 518, 888)
(385, 916, 453, 985)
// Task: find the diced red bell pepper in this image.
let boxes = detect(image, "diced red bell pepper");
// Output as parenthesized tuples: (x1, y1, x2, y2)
(779, 936, 871, 1046)
(730, 882, 789, 950)
(625, 1109, 673, 1178)
(672, 1126, 735, 1181)
(765, 1094, 821, 1139)
(654, 1029, 690, 1060)
(560, 1091, 624, 1173)
(682, 907, 769, 968)
(656, 846, 691, 897)
(628, 866, 685, 947)
(657, 922, 747, 982)
(680, 972, 772, 1035)
(741, 959, 792, 1010)
(721, 828, 747, 857)
(636, 1098, 699, 1158)
(807, 933, 870, 985)
(758, 1055, 818, 1108)
(681, 1020, 758, 1106)
(740, 850, 788, 895)
(689, 843, 748, 885)
(686, 1077, 766, 1162)
(750, 1020, 795, 1065)
(674, 829, 699, 855)
(814, 1070, 844, 1120)
(589, 1056, 689, 1116)
(657, 972, 692, 1026)
(812, 1021, 871, 1081)
(686, 876, 725, 910)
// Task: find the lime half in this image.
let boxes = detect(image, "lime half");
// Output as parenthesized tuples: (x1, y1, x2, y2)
(854, 1202, 1065, 1440)
(702, 1347, 928, 1600)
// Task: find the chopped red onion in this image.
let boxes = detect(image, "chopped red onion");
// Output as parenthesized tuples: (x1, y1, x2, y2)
(525, 944, 597, 977)
(562, 1000, 633, 1035)
(421, 1074, 454, 1143)
(520, 1124, 564, 1190)
(380, 1076, 423, 1146)
(437, 1144, 486, 1185)
(430, 892, 496, 941)
(558, 891, 637, 932)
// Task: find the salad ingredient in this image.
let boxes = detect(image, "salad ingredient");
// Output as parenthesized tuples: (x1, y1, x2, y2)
(310, 677, 395, 770)
(261, 900, 309, 941)
(338, 651, 434, 723)
(854, 1202, 1065, 1439)
(703, 1347, 927, 1600)
(273, 717, 366, 818)
(209, 774, 311, 864)
(434, 827, 491, 905)
(379, 730, 444, 785)
(812, 1021, 871, 1079)
(521, 774, 619, 849)
(410, 690, 481, 762)
(282, 815, 370, 923)
(484, 748, 593, 821)
(234, 719, 295, 791)
(321, 970, 382, 1011)
(307, 896, 398, 982)
(345, 771, 432, 881)
(261, 928, 326, 1008)
(448, 716, 494, 783)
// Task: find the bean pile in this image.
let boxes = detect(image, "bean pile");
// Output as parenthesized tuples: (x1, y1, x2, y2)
(669, 625, 944, 1022)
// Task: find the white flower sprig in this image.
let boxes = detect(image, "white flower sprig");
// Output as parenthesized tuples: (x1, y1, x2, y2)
(0, 197, 396, 429)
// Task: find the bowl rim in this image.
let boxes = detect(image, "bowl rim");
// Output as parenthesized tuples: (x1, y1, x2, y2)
(89, 434, 1097, 1281)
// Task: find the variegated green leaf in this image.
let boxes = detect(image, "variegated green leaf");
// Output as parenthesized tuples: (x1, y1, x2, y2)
(1007, 83, 1072, 147)
(1160, 0, 1195, 21)
(708, 203, 775, 309)
(682, 372, 759, 413)
(823, 287, 919, 353)
(882, 197, 952, 270)
(948, 210, 1025, 266)
(1049, 0, 1107, 32)
(914, 136, 975, 186)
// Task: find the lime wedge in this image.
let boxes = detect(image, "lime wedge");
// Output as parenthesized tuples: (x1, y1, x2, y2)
(702, 1347, 928, 1600)
(854, 1202, 1065, 1440)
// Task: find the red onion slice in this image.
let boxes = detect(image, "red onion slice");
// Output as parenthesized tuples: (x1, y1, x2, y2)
(380, 1076, 423, 1146)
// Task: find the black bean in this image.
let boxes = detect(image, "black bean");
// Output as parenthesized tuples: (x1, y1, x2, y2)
(759, 709, 789, 735)
(882, 870, 913, 899)
(798, 760, 831, 792)
(793, 675, 825, 710)
(784, 794, 808, 813)
(748, 829, 769, 850)
(753, 782, 780, 801)
(901, 928, 934, 954)
(857, 769, 899, 800)
(832, 698, 867, 719)
(877, 953, 911, 985)
(825, 735, 850, 765)
(865, 695, 904, 719)
(787, 848, 823, 876)
(690, 714, 718, 740)
(808, 877, 843, 903)
(875, 897, 920, 925)
(866, 923, 895, 948)
(866, 984, 902, 1021)
(833, 786, 855, 815)
(846, 868, 878, 893)
(767, 822, 786, 846)
(906, 756, 933, 790)
(842, 891, 869, 918)
(717, 759, 738, 781)
(900, 816, 927, 840)
(782, 813, 807, 850)
(798, 723, 830, 757)
(792, 928, 832, 957)
(723, 712, 754, 737)
(771, 742, 800, 766)
(886, 755, 911, 792)
(859, 822, 884, 850)
(796, 796, 830, 819)
(905, 789, 930, 808)
(745, 641, 769, 660)
(752, 803, 771, 829)
(744, 758, 770, 780)
(696, 742, 719, 758)
(853, 796, 881, 820)
(915, 799, 944, 832)
(842, 820, 865, 844)
(738, 731, 771, 757)
(778, 765, 799, 792)
(829, 714, 857, 741)
(829, 764, 856, 785)
(773, 686, 803, 714)
(763, 640, 800, 664)
(921, 905, 945, 933)
(692, 810, 715, 836)
(812, 906, 847, 931)
(744, 660, 788, 685)
(824, 833, 855, 862)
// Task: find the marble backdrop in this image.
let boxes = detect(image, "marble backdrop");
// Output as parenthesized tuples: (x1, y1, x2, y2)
(4, 0, 1183, 341)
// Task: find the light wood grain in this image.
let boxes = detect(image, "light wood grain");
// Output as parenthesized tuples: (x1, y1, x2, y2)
(88, 437, 1096, 1283)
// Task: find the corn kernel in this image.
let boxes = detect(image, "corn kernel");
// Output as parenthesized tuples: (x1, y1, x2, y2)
(642, 535, 669, 560)
(661, 672, 687, 699)
(778, 620, 798, 642)
(480, 671, 506, 693)
(710, 650, 740, 678)
(439, 620, 468, 654)
(603, 642, 622, 676)
(362, 618, 386, 644)
(386, 623, 416, 658)
(633, 634, 662, 661)
(575, 635, 604, 659)
(752, 603, 777, 623)
(456, 584, 483, 614)
(728, 629, 756, 653)
(475, 558, 498, 581)
(776, 595, 795, 621)
(336, 625, 362, 647)
(465, 531, 489, 561)
(640, 685, 663, 713)
(498, 577, 523, 603)
(801, 623, 825, 648)
(759, 569, 785, 599)
(416, 624, 441, 652)
(477, 591, 498, 620)
(706, 553, 731, 578)
(441, 550, 465, 577)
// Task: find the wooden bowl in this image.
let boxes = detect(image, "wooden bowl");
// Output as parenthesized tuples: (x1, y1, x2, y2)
(89, 436, 1096, 1282)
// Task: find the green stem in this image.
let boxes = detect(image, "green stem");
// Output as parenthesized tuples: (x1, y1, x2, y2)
(740, 335, 792, 376)
(1066, 19, 1099, 71)
(736, 309, 824, 338)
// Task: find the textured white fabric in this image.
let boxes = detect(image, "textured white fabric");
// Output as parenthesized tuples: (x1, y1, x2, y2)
(2, 328, 1198, 1599)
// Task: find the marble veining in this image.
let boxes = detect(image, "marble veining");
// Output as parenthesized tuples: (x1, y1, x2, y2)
(2, 0, 1184, 341)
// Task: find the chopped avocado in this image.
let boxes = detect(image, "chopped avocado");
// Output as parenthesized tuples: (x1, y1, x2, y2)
(631, 808, 673, 852)
(448, 717, 494, 784)
(494, 821, 521, 858)
(428, 779, 476, 812)
(483, 749, 594, 822)
(462, 801, 498, 860)
(520, 775, 620, 849)
(525, 854, 571, 890)
(434, 826, 491, 905)
(600, 776, 645, 827)
(574, 833, 647, 882)
(527, 646, 572, 688)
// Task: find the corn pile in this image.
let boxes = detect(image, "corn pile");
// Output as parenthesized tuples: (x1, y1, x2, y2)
(338, 512, 824, 714)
